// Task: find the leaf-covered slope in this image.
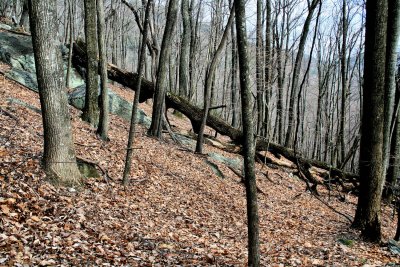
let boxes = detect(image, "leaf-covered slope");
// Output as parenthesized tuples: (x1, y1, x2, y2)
(0, 70, 398, 266)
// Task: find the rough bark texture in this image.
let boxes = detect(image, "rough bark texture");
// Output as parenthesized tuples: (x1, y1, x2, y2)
(382, 0, 400, 198)
(148, 0, 179, 138)
(28, 0, 81, 186)
(235, 0, 260, 265)
(386, 110, 400, 203)
(96, 0, 109, 140)
(352, 0, 388, 243)
(82, 0, 99, 126)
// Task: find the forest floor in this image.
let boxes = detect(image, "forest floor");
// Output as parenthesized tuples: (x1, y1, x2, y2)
(0, 69, 399, 266)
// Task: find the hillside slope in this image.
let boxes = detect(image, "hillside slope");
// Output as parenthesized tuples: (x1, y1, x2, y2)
(0, 70, 398, 266)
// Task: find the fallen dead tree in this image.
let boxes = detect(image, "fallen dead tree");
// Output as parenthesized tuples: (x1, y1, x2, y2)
(72, 43, 359, 188)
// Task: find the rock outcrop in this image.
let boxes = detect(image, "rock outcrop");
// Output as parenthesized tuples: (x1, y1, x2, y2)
(0, 31, 151, 127)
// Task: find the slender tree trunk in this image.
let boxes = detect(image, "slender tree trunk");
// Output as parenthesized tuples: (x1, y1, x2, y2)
(122, 0, 152, 186)
(179, 0, 190, 98)
(255, 0, 264, 136)
(230, 0, 238, 128)
(82, 0, 99, 126)
(148, 0, 179, 138)
(66, 0, 74, 89)
(235, 0, 260, 264)
(195, 5, 235, 153)
(352, 0, 388, 243)
(96, 0, 109, 140)
(20, 0, 29, 31)
(339, 0, 348, 165)
(284, 0, 320, 148)
(263, 0, 272, 139)
(28, 0, 81, 186)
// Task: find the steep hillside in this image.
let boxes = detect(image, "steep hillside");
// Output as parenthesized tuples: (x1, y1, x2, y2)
(0, 69, 399, 266)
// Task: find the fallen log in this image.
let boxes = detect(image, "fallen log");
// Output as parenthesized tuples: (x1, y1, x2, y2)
(72, 44, 359, 184)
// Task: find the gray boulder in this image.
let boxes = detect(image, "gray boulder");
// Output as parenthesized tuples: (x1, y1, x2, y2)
(0, 23, 12, 31)
(0, 31, 152, 127)
(69, 85, 151, 127)
(208, 152, 243, 170)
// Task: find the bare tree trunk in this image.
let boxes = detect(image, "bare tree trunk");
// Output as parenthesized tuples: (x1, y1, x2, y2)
(352, 0, 388, 243)
(382, 0, 400, 194)
(66, 0, 74, 89)
(195, 5, 235, 153)
(338, 0, 348, 165)
(235, 0, 260, 265)
(179, 0, 190, 98)
(122, 0, 152, 186)
(263, 0, 272, 139)
(255, 0, 264, 135)
(148, 0, 179, 138)
(82, 0, 99, 126)
(188, 0, 201, 102)
(28, 0, 81, 186)
(284, 0, 320, 148)
(96, 0, 109, 140)
(229, 0, 239, 128)
(20, 0, 29, 31)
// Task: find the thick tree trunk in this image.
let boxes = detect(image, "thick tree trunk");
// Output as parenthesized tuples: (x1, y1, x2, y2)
(29, 0, 81, 186)
(82, 0, 99, 126)
(382, 0, 400, 198)
(148, 0, 179, 138)
(235, 0, 260, 265)
(352, 0, 388, 243)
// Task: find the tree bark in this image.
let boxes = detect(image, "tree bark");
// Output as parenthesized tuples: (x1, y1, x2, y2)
(82, 0, 99, 126)
(255, 0, 264, 136)
(263, 0, 272, 139)
(20, 0, 29, 31)
(28, 0, 81, 186)
(235, 0, 260, 265)
(179, 0, 190, 98)
(96, 0, 109, 140)
(148, 0, 179, 138)
(339, 0, 348, 165)
(382, 0, 400, 198)
(352, 0, 388, 243)
(122, 0, 152, 186)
